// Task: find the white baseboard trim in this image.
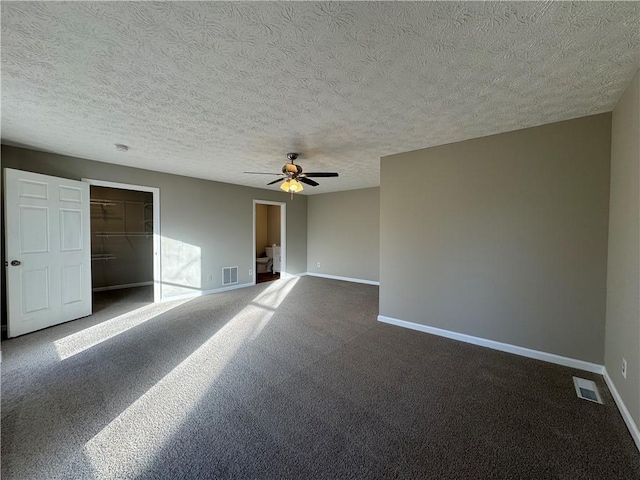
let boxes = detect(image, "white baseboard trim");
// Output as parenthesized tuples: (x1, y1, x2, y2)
(305, 272, 380, 286)
(93, 281, 154, 292)
(603, 368, 640, 452)
(377, 315, 604, 374)
(160, 282, 254, 303)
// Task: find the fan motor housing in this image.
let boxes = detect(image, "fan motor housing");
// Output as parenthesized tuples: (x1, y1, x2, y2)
(283, 163, 302, 175)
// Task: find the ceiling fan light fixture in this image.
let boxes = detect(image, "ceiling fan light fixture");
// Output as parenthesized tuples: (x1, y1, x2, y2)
(280, 179, 303, 193)
(290, 180, 303, 193)
(245, 152, 336, 198)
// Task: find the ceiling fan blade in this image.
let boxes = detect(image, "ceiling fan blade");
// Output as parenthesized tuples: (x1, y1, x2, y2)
(302, 172, 339, 178)
(298, 177, 319, 187)
(244, 172, 283, 175)
(267, 178, 285, 185)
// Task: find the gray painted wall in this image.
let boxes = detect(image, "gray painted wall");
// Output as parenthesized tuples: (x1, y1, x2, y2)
(1, 146, 307, 301)
(605, 70, 640, 426)
(307, 187, 379, 282)
(380, 114, 611, 364)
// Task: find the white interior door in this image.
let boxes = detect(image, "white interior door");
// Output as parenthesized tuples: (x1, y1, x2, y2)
(4, 168, 92, 337)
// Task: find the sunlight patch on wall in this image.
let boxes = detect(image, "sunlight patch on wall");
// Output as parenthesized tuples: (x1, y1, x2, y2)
(54, 299, 191, 360)
(162, 236, 202, 297)
(83, 277, 299, 478)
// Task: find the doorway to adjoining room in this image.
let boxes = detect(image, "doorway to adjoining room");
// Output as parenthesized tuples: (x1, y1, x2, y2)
(254, 201, 285, 284)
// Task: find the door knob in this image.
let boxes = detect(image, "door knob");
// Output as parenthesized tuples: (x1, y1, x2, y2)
(10, 260, 21, 266)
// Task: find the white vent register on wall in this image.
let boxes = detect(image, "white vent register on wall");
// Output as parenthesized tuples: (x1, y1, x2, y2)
(222, 266, 238, 286)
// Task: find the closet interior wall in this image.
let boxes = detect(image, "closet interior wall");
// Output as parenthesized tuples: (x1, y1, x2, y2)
(90, 186, 153, 290)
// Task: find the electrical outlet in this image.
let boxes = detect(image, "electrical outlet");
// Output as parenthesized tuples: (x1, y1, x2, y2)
(207, 274, 213, 281)
(316, 262, 321, 268)
(249, 269, 253, 276)
(622, 358, 627, 379)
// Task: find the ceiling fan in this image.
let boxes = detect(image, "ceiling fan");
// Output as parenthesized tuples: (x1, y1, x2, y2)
(244, 153, 339, 198)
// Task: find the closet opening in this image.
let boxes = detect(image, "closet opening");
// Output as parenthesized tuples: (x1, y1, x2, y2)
(84, 179, 161, 305)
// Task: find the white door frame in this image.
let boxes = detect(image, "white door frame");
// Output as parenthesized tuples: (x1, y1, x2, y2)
(252, 200, 286, 285)
(82, 178, 161, 303)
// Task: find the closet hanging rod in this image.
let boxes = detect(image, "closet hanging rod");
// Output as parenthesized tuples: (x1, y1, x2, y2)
(91, 255, 117, 261)
(90, 201, 117, 207)
(91, 198, 152, 206)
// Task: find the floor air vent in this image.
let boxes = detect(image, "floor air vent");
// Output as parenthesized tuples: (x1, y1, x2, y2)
(573, 377, 602, 404)
(222, 266, 238, 285)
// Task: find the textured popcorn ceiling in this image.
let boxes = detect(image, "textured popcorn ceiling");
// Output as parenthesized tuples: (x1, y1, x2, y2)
(2, 2, 639, 194)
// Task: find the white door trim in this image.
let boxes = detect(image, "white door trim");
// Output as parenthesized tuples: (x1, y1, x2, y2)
(252, 200, 287, 285)
(82, 178, 161, 303)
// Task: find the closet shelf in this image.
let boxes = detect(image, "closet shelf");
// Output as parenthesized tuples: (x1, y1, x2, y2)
(94, 232, 152, 238)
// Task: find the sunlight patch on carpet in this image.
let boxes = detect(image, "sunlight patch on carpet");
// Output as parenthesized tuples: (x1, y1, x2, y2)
(83, 277, 299, 478)
(54, 299, 192, 360)
(249, 277, 299, 340)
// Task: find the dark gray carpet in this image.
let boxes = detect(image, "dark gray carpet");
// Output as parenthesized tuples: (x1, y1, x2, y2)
(2, 277, 639, 479)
